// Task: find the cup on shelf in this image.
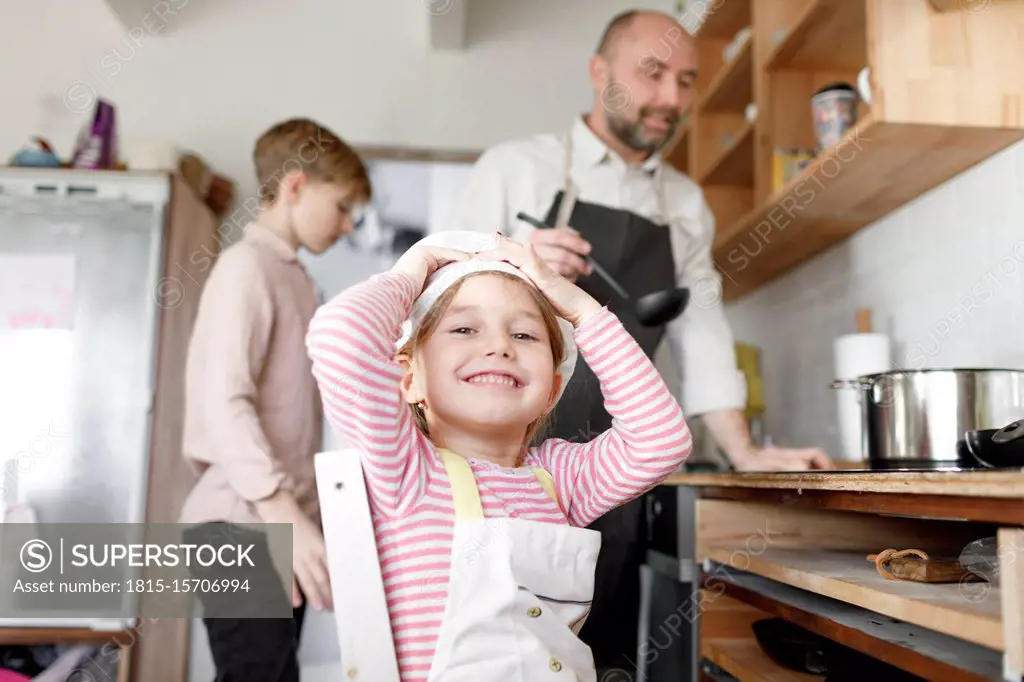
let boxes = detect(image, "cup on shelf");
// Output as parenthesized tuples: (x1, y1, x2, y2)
(811, 82, 859, 151)
(745, 102, 758, 123)
(857, 67, 872, 105)
(722, 26, 752, 62)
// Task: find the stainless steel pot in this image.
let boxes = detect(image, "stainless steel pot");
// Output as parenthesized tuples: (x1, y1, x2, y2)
(830, 368, 1024, 468)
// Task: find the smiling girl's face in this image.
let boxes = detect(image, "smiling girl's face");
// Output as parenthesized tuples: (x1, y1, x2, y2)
(400, 272, 565, 441)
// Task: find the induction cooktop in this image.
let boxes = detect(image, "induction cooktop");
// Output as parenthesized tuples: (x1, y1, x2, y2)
(809, 466, 987, 473)
(760, 464, 1024, 474)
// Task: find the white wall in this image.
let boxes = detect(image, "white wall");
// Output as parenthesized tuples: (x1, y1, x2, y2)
(723, 139, 1024, 456)
(1, 0, 655, 202)
(428, 163, 476, 233)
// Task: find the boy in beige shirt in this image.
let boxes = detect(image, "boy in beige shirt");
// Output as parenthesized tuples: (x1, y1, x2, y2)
(179, 118, 371, 682)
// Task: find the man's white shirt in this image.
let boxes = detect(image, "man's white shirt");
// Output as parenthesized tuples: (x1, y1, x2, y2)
(444, 116, 746, 417)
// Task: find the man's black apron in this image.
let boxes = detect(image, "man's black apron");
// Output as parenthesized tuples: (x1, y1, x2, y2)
(540, 134, 678, 673)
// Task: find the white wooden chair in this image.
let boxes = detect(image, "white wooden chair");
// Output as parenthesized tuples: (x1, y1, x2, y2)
(314, 450, 401, 682)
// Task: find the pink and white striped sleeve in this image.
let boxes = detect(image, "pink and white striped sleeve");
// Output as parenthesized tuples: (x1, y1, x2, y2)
(532, 308, 693, 527)
(305, 271, 431, 516)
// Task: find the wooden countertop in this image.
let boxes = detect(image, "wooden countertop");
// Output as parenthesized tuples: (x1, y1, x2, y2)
(663, 468, 1024, 498)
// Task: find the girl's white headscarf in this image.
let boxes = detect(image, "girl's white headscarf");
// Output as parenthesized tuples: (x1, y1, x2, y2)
(395, 231, 578, 403)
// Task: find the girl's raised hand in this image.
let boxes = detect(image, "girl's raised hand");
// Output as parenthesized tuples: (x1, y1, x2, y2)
(475, 234, 603, 327)
(391, 244, 471, 294)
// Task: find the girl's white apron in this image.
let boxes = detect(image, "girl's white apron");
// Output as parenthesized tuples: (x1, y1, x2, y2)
(315, 448, 602, 682)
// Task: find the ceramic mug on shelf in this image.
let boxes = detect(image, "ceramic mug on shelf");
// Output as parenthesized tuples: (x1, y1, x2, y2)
(810, 82, 859, 151)
(857, 66, 872, 105)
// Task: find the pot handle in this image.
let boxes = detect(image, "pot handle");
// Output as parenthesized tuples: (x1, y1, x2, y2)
(830, 378, 873, 389)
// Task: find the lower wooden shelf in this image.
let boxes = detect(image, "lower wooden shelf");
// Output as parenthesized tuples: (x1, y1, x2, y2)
(927, 0, 1018, 10)
(704, 546, 1003, 651)
(702, 637, 822, 682)
(703, 565, 1004, 681)
(711, 115, 1024, 301)
(0, 626, 133, 645)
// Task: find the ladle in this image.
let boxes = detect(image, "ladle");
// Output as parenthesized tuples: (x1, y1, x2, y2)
(514, 212, 689, 327)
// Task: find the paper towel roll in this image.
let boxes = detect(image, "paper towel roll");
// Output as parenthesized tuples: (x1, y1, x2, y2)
(833, 333, 892, 461)
(834, 333, 891, 379)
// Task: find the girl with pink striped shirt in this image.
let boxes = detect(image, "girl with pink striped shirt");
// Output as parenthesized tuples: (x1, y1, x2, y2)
(305, 231, 692, 682)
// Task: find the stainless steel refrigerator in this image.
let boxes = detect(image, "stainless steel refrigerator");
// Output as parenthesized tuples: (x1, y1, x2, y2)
(0, 167, 170, 630)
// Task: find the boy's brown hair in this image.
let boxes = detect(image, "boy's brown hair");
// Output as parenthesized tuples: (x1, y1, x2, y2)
(253, 118, 372, 205)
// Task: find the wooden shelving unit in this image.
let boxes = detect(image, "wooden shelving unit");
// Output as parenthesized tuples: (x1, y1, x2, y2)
(663, 0, 1024, 301)
(764, 0, 866, 71)
(698, 35, 753, 114)
(705, 568, 1005, 681)
(703, 546, 1003, 649)
(700, 592, 828, 681)
(703, 120, 755, 186)
(671, 472, 1024, 682)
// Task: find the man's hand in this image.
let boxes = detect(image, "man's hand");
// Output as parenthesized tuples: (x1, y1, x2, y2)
(732, 445, 833, 472)
(702, 409, 833, 472)
(253, 490, 333, 612)
(527, 227, 594, 281)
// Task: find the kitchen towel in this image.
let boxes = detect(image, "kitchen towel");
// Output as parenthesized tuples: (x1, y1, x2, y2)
(833, 333, 892, 461)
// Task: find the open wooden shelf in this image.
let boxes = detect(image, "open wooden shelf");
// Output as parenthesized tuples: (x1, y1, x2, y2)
(928, 0, 1017, 10)
(704, 546, 1003, 651)
(700, 591, 823, 682)
(698, 35, 753, 114)
(702, 637, 822, 681)
(695, 0, 752, 39)
(0, 626, 135, 645)
(765, 0, 867, 72)
(665, 0, 1024, 301)
(705, 567, 1005, 682)
(701, 120, 754, 185)
(711, 116, 1023, 299)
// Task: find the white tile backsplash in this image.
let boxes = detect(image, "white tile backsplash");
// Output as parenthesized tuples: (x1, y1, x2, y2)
(724, 138, 1024, 456)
